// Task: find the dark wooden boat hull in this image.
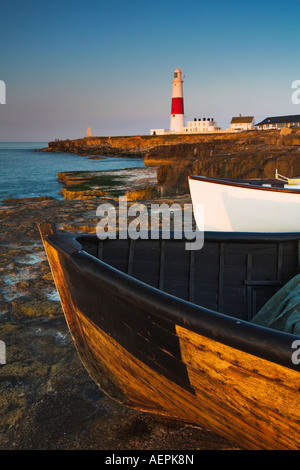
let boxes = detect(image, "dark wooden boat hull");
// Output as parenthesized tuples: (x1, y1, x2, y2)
(39, 223, 300, 450)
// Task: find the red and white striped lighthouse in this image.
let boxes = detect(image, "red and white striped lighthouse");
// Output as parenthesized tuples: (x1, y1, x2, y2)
(170, 68, 184, 133)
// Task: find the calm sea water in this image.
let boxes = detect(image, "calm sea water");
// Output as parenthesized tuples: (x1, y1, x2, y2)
(0, 142, 145, 203)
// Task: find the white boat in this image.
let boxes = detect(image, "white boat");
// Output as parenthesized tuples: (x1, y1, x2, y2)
(188, 175, 300, 233)
(275, 170, 300, 187)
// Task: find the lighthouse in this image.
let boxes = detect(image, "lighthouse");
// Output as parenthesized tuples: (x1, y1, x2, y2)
(170, 68, 184, 133)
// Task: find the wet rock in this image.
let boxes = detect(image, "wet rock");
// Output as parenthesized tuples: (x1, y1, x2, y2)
(58, 167, 157, 200)
(11, 300, 62, 319)
(125, 185, 158, 200)
(4, 392, 98, 450)
(0, 173, 242, 450)
(62, 188, 105, 200)
(2, 196, 54, 204)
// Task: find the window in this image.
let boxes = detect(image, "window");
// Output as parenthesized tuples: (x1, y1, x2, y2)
(174, 73, 178, 78)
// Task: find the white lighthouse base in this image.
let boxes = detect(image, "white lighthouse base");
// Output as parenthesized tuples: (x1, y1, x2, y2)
(170, 114, 184, 133)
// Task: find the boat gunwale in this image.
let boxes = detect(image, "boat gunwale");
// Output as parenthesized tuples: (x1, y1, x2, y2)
(188, 175, 300, 194)
(39, 223, 300, 373)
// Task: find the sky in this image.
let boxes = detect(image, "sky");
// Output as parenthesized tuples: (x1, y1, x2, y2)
(0, 0, 299, 141)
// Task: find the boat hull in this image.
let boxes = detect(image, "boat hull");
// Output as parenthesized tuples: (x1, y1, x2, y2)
(189, 175, 300, 232)
(39, 223, 300, 450)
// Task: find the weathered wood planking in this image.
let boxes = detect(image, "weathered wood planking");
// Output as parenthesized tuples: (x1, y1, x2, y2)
(176, 326, 300, 449)
(39, 223, 300, 450)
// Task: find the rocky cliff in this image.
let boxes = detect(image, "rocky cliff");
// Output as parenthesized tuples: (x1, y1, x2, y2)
(144, 129, 300, 193)
(42, 129, 300, 196)
(42, 134, 230, 157)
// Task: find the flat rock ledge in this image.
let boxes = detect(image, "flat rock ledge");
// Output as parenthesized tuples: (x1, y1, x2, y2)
(0, 189, 242, 450)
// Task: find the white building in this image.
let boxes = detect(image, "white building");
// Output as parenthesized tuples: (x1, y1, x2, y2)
(255, 114, 300, 130)
(150, 129, 169, 136)
(184, 118, 220, 133)
(230, 115, 255, 131)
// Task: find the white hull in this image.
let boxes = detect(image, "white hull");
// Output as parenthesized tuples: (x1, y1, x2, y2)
(189, 176, 300, 233)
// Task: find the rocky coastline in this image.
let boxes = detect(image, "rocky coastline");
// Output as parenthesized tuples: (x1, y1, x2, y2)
(0, 166, 241, 450)
(2, 128, 300, 450)
(41, 129, 300, 197)
(57, 166, 158, 201)
(40, 133, 236, 158)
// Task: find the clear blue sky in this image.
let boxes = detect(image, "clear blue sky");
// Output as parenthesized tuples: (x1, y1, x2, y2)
(1, 0, 299, 141)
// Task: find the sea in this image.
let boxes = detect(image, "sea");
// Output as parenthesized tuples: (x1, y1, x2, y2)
(0, 142, 145, 203)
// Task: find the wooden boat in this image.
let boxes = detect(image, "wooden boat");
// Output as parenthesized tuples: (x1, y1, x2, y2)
(189, 175, 300, 233)
(39, 222, 300, 450)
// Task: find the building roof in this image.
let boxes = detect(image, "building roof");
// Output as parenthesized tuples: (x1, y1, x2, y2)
(256, 115, 300, 126)
(230, 116, 254, 124)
